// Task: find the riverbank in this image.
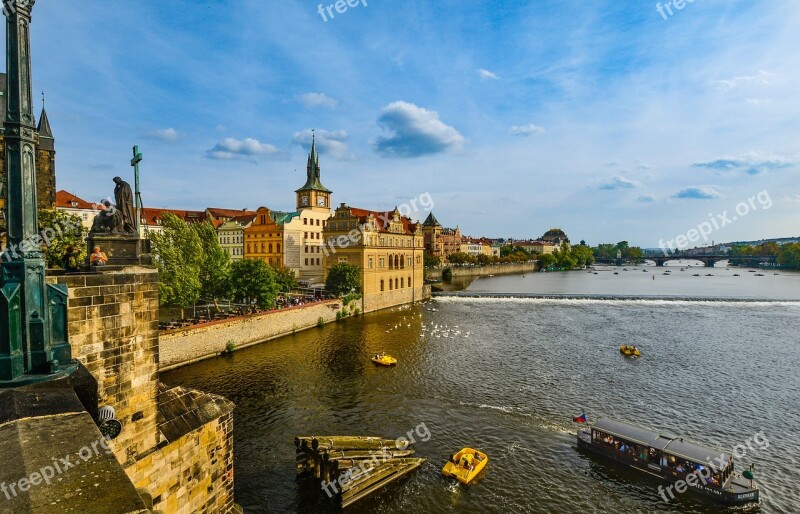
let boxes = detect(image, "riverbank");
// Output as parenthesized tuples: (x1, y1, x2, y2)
(425, 261, 537, 281)
(160, 300, 343, 370)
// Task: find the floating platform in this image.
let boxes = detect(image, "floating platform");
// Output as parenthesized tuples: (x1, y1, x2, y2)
(295, 435, 425, 508)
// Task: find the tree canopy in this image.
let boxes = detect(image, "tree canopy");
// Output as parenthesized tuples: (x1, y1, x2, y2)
(38, 209, 86, 268)
(148, 212, 204, 315)
(325, 262, 361, 296)
(228, 258, 279, 309)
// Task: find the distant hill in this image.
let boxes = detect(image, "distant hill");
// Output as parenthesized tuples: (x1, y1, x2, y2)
(726, 237, 800, 246)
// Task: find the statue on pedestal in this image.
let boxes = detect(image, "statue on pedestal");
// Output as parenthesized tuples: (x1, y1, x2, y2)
(90, 178, 136, 236)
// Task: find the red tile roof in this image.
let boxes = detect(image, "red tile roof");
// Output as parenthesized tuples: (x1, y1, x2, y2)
(55, 190, 96, 210)
(347, 207, 418, 235)
(141, 207, 207, 226)
(206, 207, 257, 219)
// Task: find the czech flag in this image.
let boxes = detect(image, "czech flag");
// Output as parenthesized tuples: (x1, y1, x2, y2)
(572, 412, 587, 423)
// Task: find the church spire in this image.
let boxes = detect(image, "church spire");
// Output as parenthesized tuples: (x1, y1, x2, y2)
(295, 131, 331, 194)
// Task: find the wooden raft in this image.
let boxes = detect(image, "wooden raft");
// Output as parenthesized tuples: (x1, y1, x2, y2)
(295, 435, 425, 508)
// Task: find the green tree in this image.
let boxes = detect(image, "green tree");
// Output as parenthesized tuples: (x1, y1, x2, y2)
(570, 245, 595, 267)
(778, 243, 800, 269)
(537, 253, 556, 269)
(38, 209, 86, 268)
(149, 212, 203, 318)
(191, 221, 231, 307)
(424, 253, 441, 268)
(228, 258, 279, 310)
(476, 253, 491, 266)
(325, 262, 361, 296)
(273, 266, 297, 293)
(623, 247, 645, 263)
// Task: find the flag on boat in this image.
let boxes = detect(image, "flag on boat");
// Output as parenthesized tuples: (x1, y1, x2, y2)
(572, 412, 587, 423)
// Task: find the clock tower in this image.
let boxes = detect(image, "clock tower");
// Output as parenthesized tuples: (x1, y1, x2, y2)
(295, 134, 332, 212)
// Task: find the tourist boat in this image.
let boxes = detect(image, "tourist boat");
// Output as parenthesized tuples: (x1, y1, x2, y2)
(442, 448, 488, 485)
(619, 345, 641, 357)
(371, 353, 397, 366)
(577, 418, 759, 505)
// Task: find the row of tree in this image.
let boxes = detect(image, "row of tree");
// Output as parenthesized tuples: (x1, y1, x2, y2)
(537, 242, 595, 270)
(150, 213, 296, 316)
(592, 241, 645, 263)
(728, 242, 800, 268)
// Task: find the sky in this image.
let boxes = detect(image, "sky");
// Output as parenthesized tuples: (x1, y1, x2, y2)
(21, 0, 800, 247)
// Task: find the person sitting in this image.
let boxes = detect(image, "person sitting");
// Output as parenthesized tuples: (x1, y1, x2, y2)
(62, 245, 80, 272)
(90, 246, 108, 266)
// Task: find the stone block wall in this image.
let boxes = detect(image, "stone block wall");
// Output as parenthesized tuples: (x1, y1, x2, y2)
(362, 285, 426, 314)
(48, 266, 160, 466)
(160, 300, 341, 369)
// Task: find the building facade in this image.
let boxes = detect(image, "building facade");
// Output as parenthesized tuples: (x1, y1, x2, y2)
(244, 207, 301, 271)
(217, 214, 253, 260)
(294, 137, 332, 285)
(421, 212, 462, 258)
(323, 204, 424, 313)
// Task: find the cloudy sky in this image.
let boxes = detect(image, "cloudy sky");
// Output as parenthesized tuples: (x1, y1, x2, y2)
(26, 0, 800, 247)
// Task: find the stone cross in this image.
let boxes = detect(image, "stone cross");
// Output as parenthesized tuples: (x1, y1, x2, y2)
(131, 145, 143, 234)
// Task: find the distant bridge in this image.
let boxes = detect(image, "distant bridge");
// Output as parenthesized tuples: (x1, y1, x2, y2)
(596, 253, 777, 268)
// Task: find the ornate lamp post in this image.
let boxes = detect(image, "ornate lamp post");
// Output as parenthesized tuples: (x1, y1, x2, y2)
(0, 0, 72, 385)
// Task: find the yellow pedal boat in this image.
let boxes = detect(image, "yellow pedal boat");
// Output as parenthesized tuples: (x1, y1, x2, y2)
(619, 345, 641, 357)
(442, 448, 488, 485)
(371, 353, 397, 366)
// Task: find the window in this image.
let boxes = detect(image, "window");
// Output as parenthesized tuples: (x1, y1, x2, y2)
(305, 232, 308, 238)
(395, 278, 399, 289)
(316, 258, 320, 265)
(277, 244, 281, 253)
(401, 277, 404, 288)
(380, 280, 384, 291)
(305, 258, 309, 265)
(304, 218, 308, 225)
(316, 219, 320, 226)
(389, 280, 393, 291)
(389, 254, 393, 269)
(269, 243, 273, 253)
(261, 243, 265, 253)
(400, 256, 405, 269)
(247, 244, 251, 253)
(369, 257, 373, 269)
(379, 258, 385, 268)
(338, 257, 347, 263)
(408, 276, 411, 287)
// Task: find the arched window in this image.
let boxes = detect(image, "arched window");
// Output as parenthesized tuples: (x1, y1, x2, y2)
(401, 277, 404, 288)
(408, 276, 411, 287)
(269, 243, 273, 253)
(389, 280, 393, 291)
(247, 244, 251, 253)
(380, 280, 384, 291)
(389, 254, 394, 269)
(260, 243, 265, 253)
(400, 255, 405, 269)
(277, 243, 281, 253)
(395, 278, 399, 289)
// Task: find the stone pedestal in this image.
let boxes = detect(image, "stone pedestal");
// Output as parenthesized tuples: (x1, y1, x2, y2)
(87, 234, 150, 266)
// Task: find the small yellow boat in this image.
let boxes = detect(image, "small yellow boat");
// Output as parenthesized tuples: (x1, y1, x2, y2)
(442, 448, 488, 485)
(619, 345, 641, 357)
(371, 353, 397, 366)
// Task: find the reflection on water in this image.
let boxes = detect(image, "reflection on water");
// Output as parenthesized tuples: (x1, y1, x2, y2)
(163, 268, 800, 513)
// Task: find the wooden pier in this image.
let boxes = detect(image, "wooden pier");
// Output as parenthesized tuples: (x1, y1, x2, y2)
(295, 435, 425, 508)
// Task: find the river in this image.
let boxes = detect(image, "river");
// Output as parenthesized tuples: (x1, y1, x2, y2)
(163, 263, 800, 513)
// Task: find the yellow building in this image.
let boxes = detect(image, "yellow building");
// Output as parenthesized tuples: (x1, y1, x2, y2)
(323, 204, 425, 313)
(244, 207, 301, 270)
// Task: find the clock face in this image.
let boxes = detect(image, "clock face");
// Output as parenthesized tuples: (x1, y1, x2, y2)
(301, 195, 309, 206)
(317, 196, 326, 207)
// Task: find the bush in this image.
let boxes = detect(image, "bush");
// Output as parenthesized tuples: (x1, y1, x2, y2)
(317, 316, 325, 328)
(336, 310, 343, 320)
(354, 307, 361, 316)
(442, 267, 453, 281)
(224, 341, 236, 354)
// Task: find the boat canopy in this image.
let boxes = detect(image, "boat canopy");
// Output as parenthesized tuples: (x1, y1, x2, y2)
(592, 418, 731, 467)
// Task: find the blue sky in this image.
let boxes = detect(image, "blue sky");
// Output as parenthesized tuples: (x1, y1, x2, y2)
(25, 0, 800, 246)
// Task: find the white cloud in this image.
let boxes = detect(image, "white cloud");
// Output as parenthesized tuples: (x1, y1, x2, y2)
(374, 101, 465, 158)
(715, 70, 776, 91)
(147, 128, 179, 142)
(672, 186, 722, 200)
(637, 194, 656, 203)
(509, 124, 545, 137)
(206, 137, 285, 161)
(693, 151, 798, 175)
(599, 176, 639, 190)
(292, 129, 353, 160)
(477, 69, 499, 81)
(296, 92, 338, 109)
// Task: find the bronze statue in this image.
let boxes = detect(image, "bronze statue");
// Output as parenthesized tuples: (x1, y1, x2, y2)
(113, 177, 136, 234)
(90, 199, 120, 234)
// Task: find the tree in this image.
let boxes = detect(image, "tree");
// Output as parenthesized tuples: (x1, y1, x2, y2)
(424, 253, 441, 268)
(570, 245, 595, 267)
(623, 247, 645, 263)
(149, 212, 203, 318)
(778, 243, 800, 269)
(191, 221, 231, 307)
(228, 259, 279, 310)
(38, 209, 86, 268)
(273, 266, 297, 293)
(325, 262, 361, 296)
(537, 253, 556, 269)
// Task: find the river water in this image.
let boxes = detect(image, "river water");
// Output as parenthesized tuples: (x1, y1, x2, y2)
(163, 264, 800, 513)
